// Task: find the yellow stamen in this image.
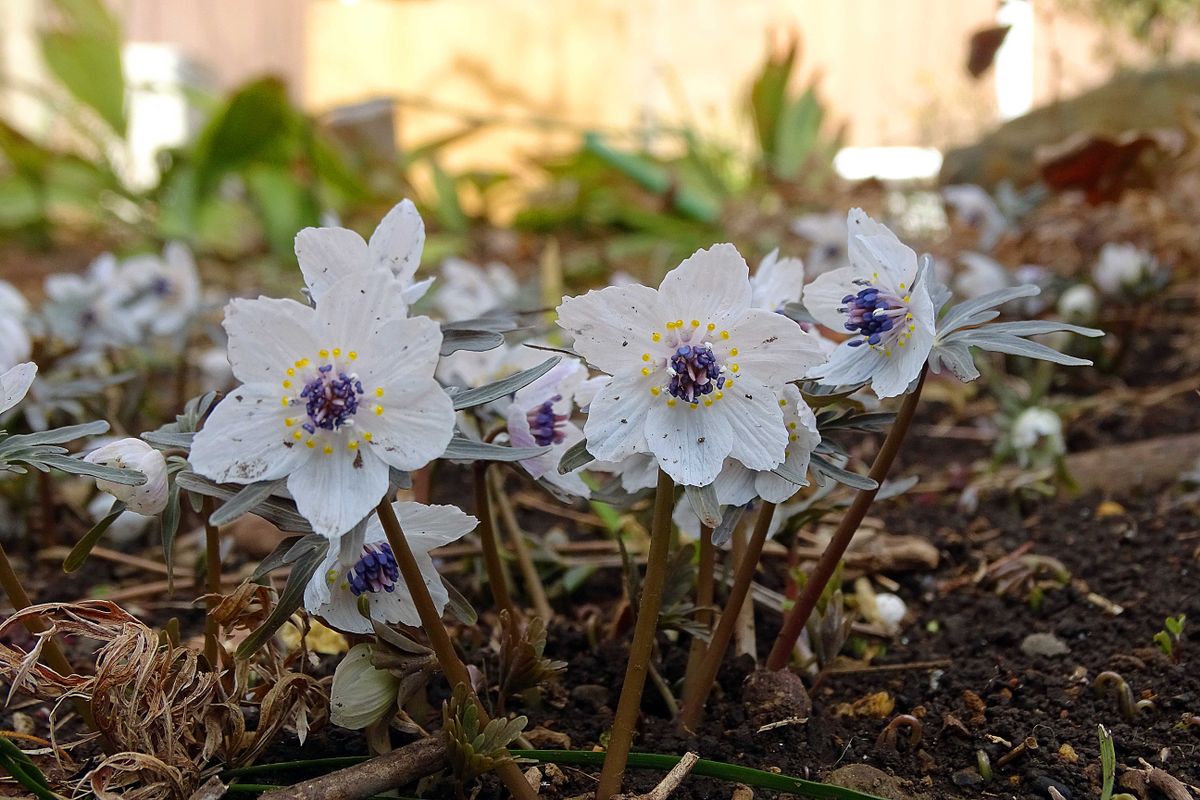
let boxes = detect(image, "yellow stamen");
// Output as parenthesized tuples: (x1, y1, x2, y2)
(720, 330, 730, 340)
(305, 439, 315, 449)
(348, 351, 358, 360)
(293, 430, 303, 440)
(319, 349, 329, 358)
(666, 398, 676, 407)
(650, 387, 661, 396)
(282, 380, 292, 389)
(690, 319, 700, 328)
(779, 398, 787, 407)
(362, 432, 373, 442)
(642, 353, 651, 362)
(286, 367, 295, 377)
(348, 440, 358, 450)
(704, 398, 713, 407)
(729, 347, 739, 356)
(641, 367, 651, 376)
(375, 387, 385, 397)
(652, 332, 661, 342)
(374, 405, 384, 416)
(333, 348, 342, 357)
(285, 418, 294, 427)
(731, 364, 740, 373)
(706, 323, 716, 332)
(281, 397, 290, 407)
(323, 445, 333, 455)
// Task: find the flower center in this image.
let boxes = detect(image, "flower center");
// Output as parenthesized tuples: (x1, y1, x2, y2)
(527, 396, 567, 447)
(346, 543, 400, 596)
(838, 279, 916, 351)
(668, 343, 724, 404)
(300, 365, 363, 433)
(281, 349, 387, 454)
(642, 320, 737, 408)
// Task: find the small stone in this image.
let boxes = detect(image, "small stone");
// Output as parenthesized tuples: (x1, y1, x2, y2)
(1058, 743, 1079, 762)
(1031, 773, 1072, 799)
(952, 768, 985, 788)
(570, 683, 610, 709)
(1021, 633, 1071, 658)
(742, 669, 813, 727)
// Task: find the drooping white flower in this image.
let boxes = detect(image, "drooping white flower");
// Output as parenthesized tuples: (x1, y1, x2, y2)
(557, 244, 826, 486)
(1058, 284, 1099, 324)
(0, 362, 37, 416)
(88, 494, 156, 543)
(803, 209, 936, 399)
(294, 199, 433, 307)
(942, 184, 1009, 251)
(84, 437, 169, 514)
(189, 269, 455, 537)
(790, 211, 848, 277)
(954, 252, 1010, 300)
(304, 501, 474, 634)
(504, 358, 591, 497)
(1011, 407, 1064, 457)
(1092, 242, 1163, 298)
(329, 643, 399, 729)
(433, 257, 519, 322)
(114, 242, 202, 337)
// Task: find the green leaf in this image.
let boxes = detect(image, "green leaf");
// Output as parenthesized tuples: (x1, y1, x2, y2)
(249, 533, 326, 582)
(0, 736, 61, 800)
(41, 14, 126, 135)
(160, 481, 181, 591)
(441, 575, 478, 626)
(192, 77, 292, 200)
(1, 420, 109, 447)
(442, 436, 549, 463)
(452, 357, 559, 410)
(244, 163, 320, 260)
(440, 329, 505, 356)
(175, 471, 312, 533)
(32, 453, 146, 485)
(806, 454, 877, 491)
(63, 501, 126, 572)
(1098, 724, 1116, 800)
(208, 479, 286, 527)
(557, 438, 594, 474)
(235, 537, 329, 659)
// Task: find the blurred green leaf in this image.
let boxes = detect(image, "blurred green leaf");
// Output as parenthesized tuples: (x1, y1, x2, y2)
(192, 77, 292, 201)
(41, 0, 126, 135)
(244, 163, 319, 259)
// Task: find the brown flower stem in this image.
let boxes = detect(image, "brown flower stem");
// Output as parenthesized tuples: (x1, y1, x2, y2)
(595, 468, 675, 800)
(473, 462, 516, 617)
(489, 466, 553, 620)
(202, 497, 222, 667)
(680, 524, 714, 708)
(375, 499, 538, 800)
(765, 365, 927, 671)
(675, 501, 776, 731)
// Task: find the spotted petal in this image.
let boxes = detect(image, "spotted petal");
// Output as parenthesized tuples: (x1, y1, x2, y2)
(369, 200, 426, 285)
(657, 244, 752, 328)
(295, 225, 370, 302)
(722, 308, 827, 386)
(223, 297, 320, 384)
(645, 400, 734, 486)
(556, 284, 663, 375)
(582, 374, 657, 464)
(287, 443, 390, 537)
(189, 383, 309, 484)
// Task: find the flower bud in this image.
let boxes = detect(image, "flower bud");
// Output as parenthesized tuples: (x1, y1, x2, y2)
(1057, 284, 1099, 324)
(84, 438, 169, 514)
(330, 644, 399, 730)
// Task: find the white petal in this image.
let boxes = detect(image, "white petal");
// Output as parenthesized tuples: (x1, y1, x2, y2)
(362, 379, 455, 471)
(751, 249, 806, 312)
(722, 309, 827, 385)
(288, 444, 390, 537)
(189, 384, 308, 484)
(368, 199, 425, 285)
(556, 284, 663, 375)
(0, 362, 37, 415)
(295, 226, 369, 302)
(802, 267, 860, 332)
(392, 500, 477, 550)
(315, 269, 410, 350)
(712, 376, 787, 472)
(645, 401, 733, 486)
(513, 359, 587, 410)
(582, 374, 656, 463)
(808, 340, 885, 388)
(224, 296, 320, 385)
(713, 460, 758, 507)
(402, 276, 435, 305)
(359, 316, 443, 388)
(657, 244, 752, 327)
(329, 644, 398, 729)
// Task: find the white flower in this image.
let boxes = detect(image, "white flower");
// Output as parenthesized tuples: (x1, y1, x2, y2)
(504, 359, 590, 497)
(295, 199, 433, 307)
(790, 211, 848, 277)
(433, 257, 519, 321)
(1011, 407, 1064, 456)
(954, 252, 1010, 300)
(189, 269, 455, 537)
(84, 437, 169, 514)
(1092, 242, 1161, 298)
(0, 362, 37, 416)
(329, 643, 399, 729)
(803, 209, 936, 399)
(557, 244, 827, 486)
(751, 249, 806, 313)
(942, 184, 1008, 251)
(1058, 284, 1099, 324)
(42, 254, 130, 349)
(305, 501, 474, 634)
(592, 452, 660, 494)
(0, 281, 31, 372)
(114, 242, 201, 337)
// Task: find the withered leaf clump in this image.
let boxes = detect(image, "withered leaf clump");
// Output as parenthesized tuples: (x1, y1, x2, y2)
(497, 609, 566, 705)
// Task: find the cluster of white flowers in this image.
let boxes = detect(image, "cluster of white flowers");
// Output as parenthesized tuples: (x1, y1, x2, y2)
(42, 242, 201, 350)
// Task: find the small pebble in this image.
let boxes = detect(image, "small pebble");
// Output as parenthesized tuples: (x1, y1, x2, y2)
(1021, 632, 1071, 657)
(1031, 773, 1072, 799)
(951, 768, 984, 788)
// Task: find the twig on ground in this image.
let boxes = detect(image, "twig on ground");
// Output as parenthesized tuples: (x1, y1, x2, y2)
(256, 737, 447, 800)
(613, 752, 700, 800)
